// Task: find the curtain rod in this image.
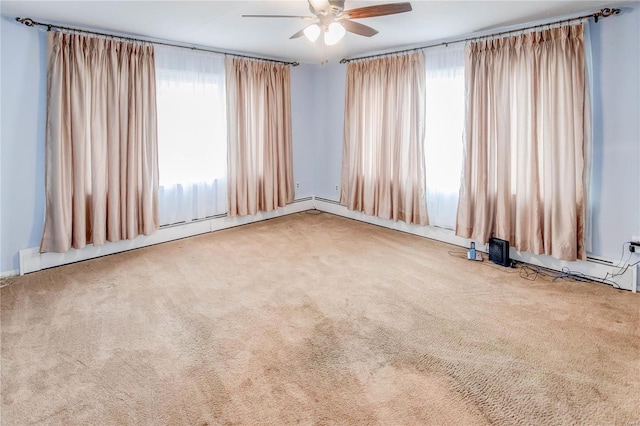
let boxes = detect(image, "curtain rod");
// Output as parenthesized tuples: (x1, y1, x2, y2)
(15, 17, 300, 67)
(339, 7, 621, 64)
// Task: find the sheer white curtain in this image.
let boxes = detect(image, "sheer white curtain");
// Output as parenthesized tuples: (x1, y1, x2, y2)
(424, 45, 465, 229)
(155, 45, 227, 226)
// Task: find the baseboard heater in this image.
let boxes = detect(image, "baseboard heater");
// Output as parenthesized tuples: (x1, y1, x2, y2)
(293, 197, 314, 203)
(314, 197, 341, 205)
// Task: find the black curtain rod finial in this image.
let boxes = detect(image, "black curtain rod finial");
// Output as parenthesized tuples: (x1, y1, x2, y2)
(595, 7, 621, 23)
(601, 7, 621, 17)
(16, 17, 34, 27)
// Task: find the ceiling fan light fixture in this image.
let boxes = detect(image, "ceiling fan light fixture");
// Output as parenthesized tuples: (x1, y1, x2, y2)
(324, 22, 345, 45)
(303, 24, 321, 42)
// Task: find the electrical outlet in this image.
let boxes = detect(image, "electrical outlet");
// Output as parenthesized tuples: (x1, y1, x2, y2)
(335, 185, 339, 191)
(296, 182, 300, 189)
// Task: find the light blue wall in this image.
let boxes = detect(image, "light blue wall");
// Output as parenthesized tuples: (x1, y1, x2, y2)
(290, 64, 317, 200)
(589, 5, 640, 257)
(292, 62, 346, 202)
(1, 6, 639, 273)
(1, 17, 46, 273)
(313, 63, 346, 201)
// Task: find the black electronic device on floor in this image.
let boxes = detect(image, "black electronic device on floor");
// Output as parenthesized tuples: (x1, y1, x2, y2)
(488, 237, 510, 267)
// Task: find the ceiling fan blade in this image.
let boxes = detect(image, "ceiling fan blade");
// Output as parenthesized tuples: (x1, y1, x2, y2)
(340, 19, 378, 37)
(308, 0, 331, 14)
(341, 2, 412, 20)
(290, 25, 312, 39)
(242, 14, 313, 19)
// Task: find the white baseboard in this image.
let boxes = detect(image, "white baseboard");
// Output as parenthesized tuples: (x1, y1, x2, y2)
(19, 199, 314, 276)
(313, 198, 638, 293)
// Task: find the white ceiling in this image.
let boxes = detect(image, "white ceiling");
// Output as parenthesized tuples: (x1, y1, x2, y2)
(1, 1, 628, 64)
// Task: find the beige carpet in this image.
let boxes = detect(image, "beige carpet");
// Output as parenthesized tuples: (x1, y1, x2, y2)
(1, 211, 639, 425)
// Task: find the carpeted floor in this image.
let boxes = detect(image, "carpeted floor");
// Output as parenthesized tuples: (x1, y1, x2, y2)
(1, 211, 639, 425)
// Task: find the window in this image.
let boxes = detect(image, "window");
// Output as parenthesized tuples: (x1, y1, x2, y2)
(424, 46, 465, 230)
(155, 45, 227, 226)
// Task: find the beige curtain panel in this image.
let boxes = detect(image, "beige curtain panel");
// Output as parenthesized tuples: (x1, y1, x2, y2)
(341, 52, 428, 225)
(225, 58, 294, 216)
(41, 32, 159, 253)
(456, 24, 588, 261)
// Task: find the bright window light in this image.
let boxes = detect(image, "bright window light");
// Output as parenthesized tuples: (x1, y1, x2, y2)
(156, 78, 227, 186)
(424, 48, 465, 229)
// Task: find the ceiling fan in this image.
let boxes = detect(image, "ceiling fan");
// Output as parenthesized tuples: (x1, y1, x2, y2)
(242, 0, 412, 45)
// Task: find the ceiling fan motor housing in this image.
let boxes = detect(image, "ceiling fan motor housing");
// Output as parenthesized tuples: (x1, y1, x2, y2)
(329, 0, 346, 15)
(310, 0, 345, 16)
